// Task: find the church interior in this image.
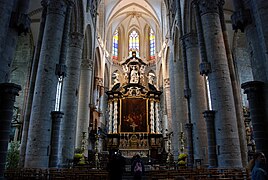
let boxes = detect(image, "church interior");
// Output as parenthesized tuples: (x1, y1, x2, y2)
(1, 0, 268, 179)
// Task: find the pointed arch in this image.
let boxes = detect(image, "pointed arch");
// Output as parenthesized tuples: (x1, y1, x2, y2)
(83, 24, 93, 60)
(94, 47, 101, 77)
(128, 28, 140, 57)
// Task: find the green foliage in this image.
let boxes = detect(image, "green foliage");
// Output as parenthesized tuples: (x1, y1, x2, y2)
(178, 153, 187, 166)
(178, 153, 187, 160)
(74, 153, 83, 159)
(6, 141, 20, 169)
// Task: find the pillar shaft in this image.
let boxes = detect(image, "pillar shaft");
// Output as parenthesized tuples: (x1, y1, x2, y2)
(163, 78, 172, 152)
(0, 83, 21, 179)
(108, 100, 113, 134)
(76, 58, 93, 148)
(20, 0, 48, 167)
(219, 2, 247, 166)
(197, 0, 242, 167)
(49, 111, 63, 167)
(203, 110, 217, 168)
(25, 0, 69, 168)
(241, 81, 268, 160)
(168, 51, 179, 159)
(150, 99, 155, 133)
(185, 123, 194, 167)
(0, 0, 30, 83)
(251, 1, 268, 79)
(182, 32, 208, 164)
(59, 32, 84, 167)
(0, 0, 15, 82)
(193, 1, 211, 75)
(113, 99, 118, 133)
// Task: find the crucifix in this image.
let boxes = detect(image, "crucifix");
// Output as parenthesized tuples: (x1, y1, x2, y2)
(130, 122, 138, 132)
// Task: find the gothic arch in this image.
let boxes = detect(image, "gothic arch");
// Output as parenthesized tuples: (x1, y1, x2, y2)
(104, 63, 110, 89)
(94, 47, 101, 77)
(83, 25, 93, 60)
(70, 0, 84, 34)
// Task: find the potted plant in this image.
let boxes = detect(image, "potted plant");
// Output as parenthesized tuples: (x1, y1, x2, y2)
(178, 153, 187, 167)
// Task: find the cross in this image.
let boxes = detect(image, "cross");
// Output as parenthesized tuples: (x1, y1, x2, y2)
(130, 122, 138, 132)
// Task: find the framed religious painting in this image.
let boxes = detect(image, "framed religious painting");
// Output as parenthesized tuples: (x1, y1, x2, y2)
(120, 98, 148, 133)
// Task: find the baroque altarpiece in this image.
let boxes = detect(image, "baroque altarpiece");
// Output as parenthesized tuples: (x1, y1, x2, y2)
(106, 52, 163, 159)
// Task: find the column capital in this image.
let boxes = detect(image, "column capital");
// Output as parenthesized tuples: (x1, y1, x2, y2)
(81, 58, 93, 70)
(41, 0, 48, 7)
(203, 110, 216, 119)
(55, 64, 67, 77)
(231, 8, 252, 32)
(195, 0, 222, 16)
(0, 83, 21, 97)
(10, 12, 31, 35)
(181, 32, 198, 49)
(47, 0, 68, 16)
(241, 81, 264, 100)
(69, 32, 84, 48)
(199, 61, 211, 76)
(51, 111, 64, 119)
(185, 123, 193, 129)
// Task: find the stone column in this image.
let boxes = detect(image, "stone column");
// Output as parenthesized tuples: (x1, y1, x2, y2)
(168, 51, 179, 159)
(0, 83, 21, 180)
(0, 0, 15, 82)
(76, 58, 93, 148)
(25, 0, 70, 168)
(182, 32, 208, 165)
(250, 1, 268, 76)
(155, 100, 160, 134)
(113, 99, 118, 133)
(59, 32, 84, 167)
(108, 100, 113, 134)
(0, 0, 30, 83)
(150, 99, 155, 133)
(203, 110, 217, 168)
(185, 123, 194, 167)
(20, 0, 48, 167)
(241, 81, 268, 159)
(193, 1, 211, 76)
(197, 0, 242, 167)
(219, 2, 247, 167)
(242, 1, 268, 139)
(49, 111, 63, 167)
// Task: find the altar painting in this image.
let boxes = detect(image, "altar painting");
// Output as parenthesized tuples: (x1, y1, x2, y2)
(120, 98, 147, 133)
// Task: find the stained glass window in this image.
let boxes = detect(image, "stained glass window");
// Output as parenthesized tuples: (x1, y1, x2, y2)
(149, 28, 155, 60)
(112, 29, 118, 60)
(129, 30, 139, 57)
